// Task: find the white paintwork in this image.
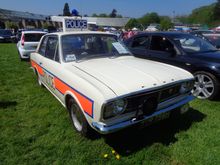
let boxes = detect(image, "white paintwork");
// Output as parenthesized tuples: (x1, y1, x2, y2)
(30, 31, 194, 133)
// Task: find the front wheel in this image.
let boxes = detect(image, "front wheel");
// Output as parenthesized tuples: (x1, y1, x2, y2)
(192, 71, 219, 100)
(68, 98, 93, 137)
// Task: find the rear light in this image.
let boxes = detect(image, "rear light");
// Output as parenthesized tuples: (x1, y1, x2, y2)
(21, 35, 25, 46)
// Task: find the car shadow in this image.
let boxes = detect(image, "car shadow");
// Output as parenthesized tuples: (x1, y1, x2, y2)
(103, 108, 206, 156)
(0, 101, 17, 109)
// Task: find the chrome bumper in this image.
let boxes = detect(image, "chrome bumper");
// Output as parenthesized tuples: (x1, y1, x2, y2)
(92, 95, 195, 134)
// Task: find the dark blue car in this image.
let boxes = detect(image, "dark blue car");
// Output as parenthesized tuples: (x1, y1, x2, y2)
(0, 29, 15, 43)
(125, 32, 220, 100)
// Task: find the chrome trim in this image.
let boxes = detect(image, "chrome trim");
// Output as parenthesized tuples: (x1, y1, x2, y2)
(100, 79, 194, 121)
(92, 95, 194, 134)
(104, 78, 194, 103)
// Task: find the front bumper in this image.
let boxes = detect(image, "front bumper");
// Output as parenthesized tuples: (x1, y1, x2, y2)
(92, 95, 194, 134)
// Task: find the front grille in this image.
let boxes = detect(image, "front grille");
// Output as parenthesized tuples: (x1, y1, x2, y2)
(123, 84, 181, 115)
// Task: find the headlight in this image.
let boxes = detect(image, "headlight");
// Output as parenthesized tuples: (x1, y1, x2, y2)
(0, 37, 4, 39)
(103, 99, 127, 119)
(180, 81, 194, 94)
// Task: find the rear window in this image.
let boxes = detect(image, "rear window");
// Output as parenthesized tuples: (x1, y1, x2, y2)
(24, 33, 45, 42)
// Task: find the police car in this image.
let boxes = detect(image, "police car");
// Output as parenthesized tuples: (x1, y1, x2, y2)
(30, 18, 195, 137)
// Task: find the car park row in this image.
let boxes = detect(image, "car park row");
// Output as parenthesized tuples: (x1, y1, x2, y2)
(3, 18, 219, 137)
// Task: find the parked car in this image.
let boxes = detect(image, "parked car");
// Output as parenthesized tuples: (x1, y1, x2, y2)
(17, 31, 47, 60)
(0, 29, 16, 43)
(190, 30, 214, 37)
(30, 31, 195, 137)
(125, 32, 220, 100)
(203, 33, 220, 49)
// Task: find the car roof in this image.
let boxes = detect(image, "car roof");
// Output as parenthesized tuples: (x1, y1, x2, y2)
(203, 33, 220, 36)
(137, 31, 191, 36)
(22, 31, 47, 34)
(47, 31, 116, 36)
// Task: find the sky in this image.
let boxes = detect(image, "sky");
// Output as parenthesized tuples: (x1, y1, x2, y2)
(0, 0, 217, 18)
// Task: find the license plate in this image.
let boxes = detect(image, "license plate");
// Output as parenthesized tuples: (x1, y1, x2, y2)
(141, 112, 170, 126)
(153, 112, 170, 122)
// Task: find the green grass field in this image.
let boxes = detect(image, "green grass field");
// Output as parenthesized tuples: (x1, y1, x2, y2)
(0, 44, 220, 165)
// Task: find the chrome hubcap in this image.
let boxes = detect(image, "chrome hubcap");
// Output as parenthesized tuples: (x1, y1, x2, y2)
(70, 104, 83, 131)
(192, 74, 214, 99)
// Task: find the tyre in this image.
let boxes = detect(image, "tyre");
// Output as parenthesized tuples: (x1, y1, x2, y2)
(192, 71, 219, 100)
(68, 98, 93, 137)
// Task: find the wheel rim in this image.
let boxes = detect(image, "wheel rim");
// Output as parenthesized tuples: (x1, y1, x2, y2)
(192, 74, 214, 99)
(37, 74, 42, 86)
(70, 104, 83, 131)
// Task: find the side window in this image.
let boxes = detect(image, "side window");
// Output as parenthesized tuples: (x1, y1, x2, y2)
(150, 36, 174, 52)
(131, 36, 150, 49)
(45, 36, 59, 61)
(38, 36, 48, 56)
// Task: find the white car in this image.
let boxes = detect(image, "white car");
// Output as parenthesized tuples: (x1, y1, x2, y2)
(30, 31, 195, 137)
(17, 31, 47, 60)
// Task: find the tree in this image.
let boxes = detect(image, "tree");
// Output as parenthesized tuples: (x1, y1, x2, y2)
(99, 13, 108, 17)
(109, 9, 117, 18)
(125, 18, 140, 29)
(139, 12, 160, 27)
(160, 17, 173, 30)
(63, 3, 71, 16)
(5, 21, 18, 30)
(213, 0, 220, 20)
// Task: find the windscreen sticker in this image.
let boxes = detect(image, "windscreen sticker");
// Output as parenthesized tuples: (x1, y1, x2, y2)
(112, 42, 130, 54)
(65, 54, 76, 62)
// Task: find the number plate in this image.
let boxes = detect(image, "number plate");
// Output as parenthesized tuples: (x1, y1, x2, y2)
(141, 112, 170, 126)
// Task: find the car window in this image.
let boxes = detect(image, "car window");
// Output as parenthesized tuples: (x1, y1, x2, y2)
(171, 34, 217, 53)
(24, 33, 45, 42)
(150, 36, 174, 52)
(61, 34, 132, 62)
(45, 36, 58, 61)
(38, 36, 48, 56)
(131, 36, 150, 49)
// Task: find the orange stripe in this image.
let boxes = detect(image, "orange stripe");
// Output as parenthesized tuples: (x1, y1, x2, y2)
(31, 60, 44, 76)
(54, 77, 93, 117)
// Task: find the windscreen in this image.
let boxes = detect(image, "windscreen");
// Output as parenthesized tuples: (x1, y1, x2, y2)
(171, 34, 218, 53)
(205, 35, 220, 48)
(24, 33, 45, 42)
(0, 30, 12, 35)
(61, 34, 132, 62)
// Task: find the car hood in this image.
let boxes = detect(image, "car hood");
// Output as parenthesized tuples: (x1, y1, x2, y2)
(192, 51, 220, 63)
(71, 56, 193, 96)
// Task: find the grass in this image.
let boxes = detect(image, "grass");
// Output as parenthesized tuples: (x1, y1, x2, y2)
(0, 43, 220, 165)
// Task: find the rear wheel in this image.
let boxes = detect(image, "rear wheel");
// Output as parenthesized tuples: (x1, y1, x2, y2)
(192, 71, 219, 100)
(68, 98, 93, 137)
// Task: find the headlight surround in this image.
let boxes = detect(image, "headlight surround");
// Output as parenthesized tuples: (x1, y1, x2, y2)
(103, 99, 127, 119)
(180, 80, 194, 94)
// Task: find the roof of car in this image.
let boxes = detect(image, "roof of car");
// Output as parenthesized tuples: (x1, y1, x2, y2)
(22, 31, 47, 34)
(47, 31, 116, 36)
(137, 31, 191, 36)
